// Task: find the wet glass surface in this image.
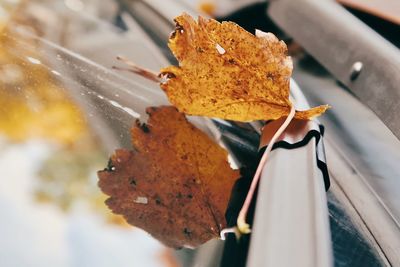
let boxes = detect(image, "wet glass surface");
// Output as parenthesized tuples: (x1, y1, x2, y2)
(0, 1, 178, 266)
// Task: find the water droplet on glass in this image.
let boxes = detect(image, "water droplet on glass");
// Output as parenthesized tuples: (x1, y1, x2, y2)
(26, 56, 41, 65)
(64, 0, 85, 11)
(109, 100, 140, 118)
(51, 70, 61, 76)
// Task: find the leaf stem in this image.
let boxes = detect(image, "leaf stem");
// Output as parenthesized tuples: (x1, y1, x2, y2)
(113, 55, 161, 83)
(236, 105, 296, 234)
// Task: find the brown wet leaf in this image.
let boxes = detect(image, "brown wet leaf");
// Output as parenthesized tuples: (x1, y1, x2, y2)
(98, 106, 239, 248)
(160, 13, 329, 121)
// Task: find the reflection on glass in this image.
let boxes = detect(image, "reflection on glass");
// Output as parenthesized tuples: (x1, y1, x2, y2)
(0, 2, 178, 266)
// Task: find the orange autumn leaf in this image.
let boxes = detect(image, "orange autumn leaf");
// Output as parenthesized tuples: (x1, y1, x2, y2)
(160, 13, 329, 121)
(98, 106, 239, 248)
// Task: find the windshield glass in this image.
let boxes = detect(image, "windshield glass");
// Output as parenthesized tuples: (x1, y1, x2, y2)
(0, 1, 178, 266)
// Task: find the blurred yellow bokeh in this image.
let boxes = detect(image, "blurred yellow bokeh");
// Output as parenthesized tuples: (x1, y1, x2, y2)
(0, 4, 127, 226)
